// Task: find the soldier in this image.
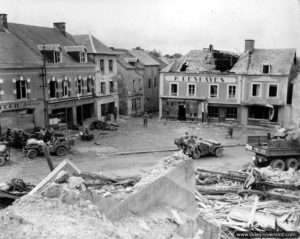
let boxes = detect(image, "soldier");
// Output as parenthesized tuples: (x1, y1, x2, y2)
(143, 112, 149, 127)
(226, 123, 233, 139)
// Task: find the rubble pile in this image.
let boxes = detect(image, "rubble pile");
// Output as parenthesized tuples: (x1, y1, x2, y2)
(132, 151, 190, 192)
(195, 167, 300, 238)
(0, 178, 34, 196)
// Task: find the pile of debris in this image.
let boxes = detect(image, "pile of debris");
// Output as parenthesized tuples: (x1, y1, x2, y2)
(195, 166, 300, 238)
(89, 120, 118, 131)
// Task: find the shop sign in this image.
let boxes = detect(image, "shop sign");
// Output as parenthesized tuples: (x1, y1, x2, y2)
(165, 75, 237, 83)
(0, 100, 42, 110)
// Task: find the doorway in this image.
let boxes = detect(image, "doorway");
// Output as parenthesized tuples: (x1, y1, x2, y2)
(76, 106, 83, 125)
(178, 104, 186, 121)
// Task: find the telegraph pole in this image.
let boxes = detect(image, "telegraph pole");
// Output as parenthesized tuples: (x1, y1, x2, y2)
(40, 45, 49, 128)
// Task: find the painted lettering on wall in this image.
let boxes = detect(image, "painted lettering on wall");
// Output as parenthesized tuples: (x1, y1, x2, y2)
(165, 75, 237, 83)
(0, 100, 42, 110)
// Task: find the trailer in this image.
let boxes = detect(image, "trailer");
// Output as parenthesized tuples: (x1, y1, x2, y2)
(246, 135, 300, 170)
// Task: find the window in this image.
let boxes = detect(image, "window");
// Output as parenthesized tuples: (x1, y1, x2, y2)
(77, 79, 83, 95)
(210, 84, 218, 98)
(154, 78, 157, 87)
(54, 51, 62, 63)
(208, 106, 218, 117)
(252, 83, 261, 97)
(148, 78, 152, 89)
(80, 52, 87, 63)
(100, 82, 106, 94)
(49, 80, 57, 98)
(228, 85, 236, 98)
(133, 79, 136, 92)
(16, 80, 27, 99)
(139, 79, 142, 91)
(226, 107, 237, 119)
(100, 59, 105, 73)
(263, 65, 270, 74)
(87, 77, 93, 93)
(269, 84, 278, 97)
(62, 80, 69, 97)
(170, 83, 178, 96)
(109, 81, 115, 93)
(188, 84, 195, 97)
(109, 59, 113, 72)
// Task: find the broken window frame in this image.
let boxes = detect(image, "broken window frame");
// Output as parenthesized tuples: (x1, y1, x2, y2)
(170, 83, 178, 96)
(227, 84, 237, 99)
(209, 84, 218, 98)
(268, 83, 278, 98)
(187, 83, 196, 97)
(16, 79, 27, 99)
(251, 83, 261, 97)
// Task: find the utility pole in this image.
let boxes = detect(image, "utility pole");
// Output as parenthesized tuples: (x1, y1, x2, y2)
(40, 45, 49, 128)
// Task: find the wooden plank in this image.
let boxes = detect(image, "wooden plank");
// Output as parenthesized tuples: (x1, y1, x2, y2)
(247, 196, 259, 227)
(28, 159, 81, 195)
(0, 190, 21, 199)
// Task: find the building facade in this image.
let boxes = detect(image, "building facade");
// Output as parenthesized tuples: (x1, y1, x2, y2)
(113, 49, 145, 116)
(129, 50, 160, 112)
(0, 15, 100, 130)
(73, 35, 119, 121)
(159, 41, 297, 127)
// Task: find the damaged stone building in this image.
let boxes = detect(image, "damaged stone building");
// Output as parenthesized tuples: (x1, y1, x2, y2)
(0, 14, 117, 130)
(159, 44, 240, 123)
(159, 40, 297, 127)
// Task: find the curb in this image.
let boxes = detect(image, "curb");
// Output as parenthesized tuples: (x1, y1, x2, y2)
(108, 144, 245, 156)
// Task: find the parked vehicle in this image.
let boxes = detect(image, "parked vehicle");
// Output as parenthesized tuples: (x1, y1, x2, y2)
(174, 136, 224, 159)
(23, 137, 75, 159)
(0, 144, 10, 166)
(246, 135, 300, 170)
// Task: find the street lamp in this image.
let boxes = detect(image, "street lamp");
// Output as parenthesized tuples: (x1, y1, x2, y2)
(40, 45, 49, 128)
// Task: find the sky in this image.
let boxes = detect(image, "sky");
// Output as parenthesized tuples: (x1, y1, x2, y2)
(1, 0, 300, 55)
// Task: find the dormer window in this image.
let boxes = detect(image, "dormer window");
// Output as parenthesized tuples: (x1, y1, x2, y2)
(80, 51, 87, 63)
(262, 65, 271, 74)
(38, 44, 63, 63)
(64, 46, 87, 63)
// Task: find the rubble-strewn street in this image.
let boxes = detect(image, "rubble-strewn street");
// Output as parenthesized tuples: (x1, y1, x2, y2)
(0, 116, 262, 184)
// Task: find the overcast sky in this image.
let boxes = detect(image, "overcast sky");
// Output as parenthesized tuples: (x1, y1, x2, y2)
(2, 0, 300, 55)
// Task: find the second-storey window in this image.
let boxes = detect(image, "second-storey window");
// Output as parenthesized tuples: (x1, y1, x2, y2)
(210, 84, 218, 98)
(16, 80, 27, 99)
(139, 79, 142, 91)
(148, 78, 152, 89)
(133, 79, 136, 92)
(154, 78, 157, 87)
(49, 80, 58, 98)
(100, 82, 106, 94)
(109, 81, 115, 93)
(100, 59, 105, 73)
(228, 85, 236, 98)
(77, 79, 83, 95)
(252, 83, 261, 97)
(269, 84, 278, 97)
(188, 84, 195, 97)
(62, 80, 69, 97)
(87, 77, 93, 93)
(109, 59, 113, 72)
(170, 83, 178, 96)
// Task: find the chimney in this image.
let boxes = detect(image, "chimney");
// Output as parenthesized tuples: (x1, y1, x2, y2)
(53, 22, 66, 35)
(209, 44, 214, 52)
(0, 14, 8, 32)
(245, 39, 255, 53)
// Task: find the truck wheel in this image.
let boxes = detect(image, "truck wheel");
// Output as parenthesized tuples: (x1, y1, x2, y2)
(0, 156, 5, 166)
(27, 149, 38, 159)
(286, 158, 299, 170)
(215, 147, 223, 157)
(192, 149, 201, 159)
(56, 146, 67, 156)
(270, 159, 285, 171)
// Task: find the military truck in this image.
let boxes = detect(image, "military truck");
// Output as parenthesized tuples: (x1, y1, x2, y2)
(246, 135, 300, 170)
